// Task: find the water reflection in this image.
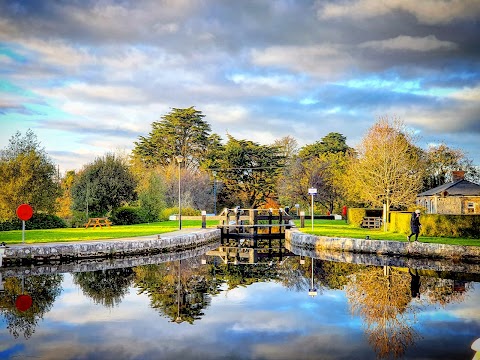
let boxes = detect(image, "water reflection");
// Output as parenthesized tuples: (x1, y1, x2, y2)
(0, 274, 62, 339)
(73, 268, 135, 308)
(0, 240, 479, 360)
(346, 266, 420, 359)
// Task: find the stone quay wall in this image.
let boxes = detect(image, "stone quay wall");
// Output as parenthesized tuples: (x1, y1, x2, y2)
(285, 229, 480, 262)
(1, 228, 221, 266)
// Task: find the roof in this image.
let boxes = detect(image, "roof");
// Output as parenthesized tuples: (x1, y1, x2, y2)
(418, 179, 480, 197)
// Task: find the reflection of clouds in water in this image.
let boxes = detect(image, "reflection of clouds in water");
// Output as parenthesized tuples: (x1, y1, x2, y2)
(253, 332, 371, 360)
(1, 271, 479, 360)
(417, 284, 480, 322)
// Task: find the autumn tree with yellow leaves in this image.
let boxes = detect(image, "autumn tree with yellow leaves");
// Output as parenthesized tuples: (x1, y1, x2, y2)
(344, 117, 425, 222)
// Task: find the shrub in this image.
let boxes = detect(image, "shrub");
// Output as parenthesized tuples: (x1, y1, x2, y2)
(110, 206, 144, 225)
(390, 211, 480, 238)
(159, 207, 201, 221)
(347, 208, 367, 227)
(0, 213, 67, 231)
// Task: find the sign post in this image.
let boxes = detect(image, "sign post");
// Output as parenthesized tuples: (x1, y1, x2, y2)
(308, 188, 317, 231)
(16, 204, 33, 244)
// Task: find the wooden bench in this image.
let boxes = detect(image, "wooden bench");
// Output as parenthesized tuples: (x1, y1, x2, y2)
(84, 217, 112, 229)
(361, 217, 382, 229)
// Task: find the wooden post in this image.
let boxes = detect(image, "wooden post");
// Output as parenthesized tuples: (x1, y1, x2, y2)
(300, 211, 305, 228)
(201, 211, 206, 229)
(268, 209, 272, 235)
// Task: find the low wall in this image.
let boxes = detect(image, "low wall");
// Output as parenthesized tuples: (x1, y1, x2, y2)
(285, 241, 480, 275)
(1, 228, 221, 266)
(285, 229, 480, 262)
(0, 241, 220, 277)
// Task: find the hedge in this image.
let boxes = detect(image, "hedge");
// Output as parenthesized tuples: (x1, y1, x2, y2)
(0, 213, 67, 231)
(347, 208, 366, 227)
(390, 211, 480, 238)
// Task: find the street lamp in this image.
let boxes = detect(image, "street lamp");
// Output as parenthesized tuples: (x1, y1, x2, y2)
(175, 155, 184, 230)
(308, 188, 317, 231)
(212, 170, 217, 215)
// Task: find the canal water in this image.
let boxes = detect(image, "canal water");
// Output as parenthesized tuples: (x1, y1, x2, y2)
(0, 239, 479, 360)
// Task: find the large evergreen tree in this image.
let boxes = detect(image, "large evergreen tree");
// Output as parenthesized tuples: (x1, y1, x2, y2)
(216, 135, 285, 208)
(132, 107, 212, 169)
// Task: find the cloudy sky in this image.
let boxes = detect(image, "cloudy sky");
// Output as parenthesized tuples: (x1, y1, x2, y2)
(1, 0, 479, 173)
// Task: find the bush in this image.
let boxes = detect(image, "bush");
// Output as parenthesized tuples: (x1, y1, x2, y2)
(347, 208, 367, 227)
(159, 207, 201, 221)
(0, 213, 67, 231)
(110, 206, 144, 225)
(390, 211, 480, 238)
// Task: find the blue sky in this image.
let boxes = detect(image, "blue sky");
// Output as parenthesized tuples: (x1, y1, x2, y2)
(1, 0, 479, 173)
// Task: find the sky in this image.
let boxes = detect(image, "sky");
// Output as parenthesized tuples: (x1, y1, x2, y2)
(0, 0, 479, 174)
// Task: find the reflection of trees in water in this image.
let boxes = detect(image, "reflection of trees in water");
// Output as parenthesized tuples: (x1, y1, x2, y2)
(421, 277, 472, 308)
(0, 274, 63, 339)
(277, 257, 365, 293)
(346, 266, 419, 360)
(73, 268, 134, 308)
(134, 258, 214, 324)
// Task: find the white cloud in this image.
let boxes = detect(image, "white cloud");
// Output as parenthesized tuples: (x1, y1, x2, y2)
(251, 45, 352, 79)
(318, 0, 480, 24)
(449, 86, 480, 102)
(359, 35, 457, 52)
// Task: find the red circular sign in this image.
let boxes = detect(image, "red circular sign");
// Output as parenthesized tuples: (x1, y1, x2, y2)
(15, 294, 33, 312)
(16, 204, 33, 221)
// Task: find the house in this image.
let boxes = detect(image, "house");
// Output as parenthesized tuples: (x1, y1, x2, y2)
(416, 171, 480, 214)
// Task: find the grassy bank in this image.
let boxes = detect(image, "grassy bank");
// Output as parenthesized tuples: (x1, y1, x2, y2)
(296, 219, 480, 247)
(1, 219, 478, 247)
(0, 220, 219, 244)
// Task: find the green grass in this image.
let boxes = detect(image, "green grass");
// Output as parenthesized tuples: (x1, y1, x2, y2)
(0, 220, 219, 244)
(1, 219, 478, 247)
(295, 219, 480, 247)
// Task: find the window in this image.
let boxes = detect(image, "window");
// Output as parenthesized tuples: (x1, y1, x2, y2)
(467, 202, 475, 213)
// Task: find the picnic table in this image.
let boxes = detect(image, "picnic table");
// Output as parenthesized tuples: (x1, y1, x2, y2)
(84, 217, 112, 229)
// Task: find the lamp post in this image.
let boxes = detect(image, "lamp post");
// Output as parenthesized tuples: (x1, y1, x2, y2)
(175, 155, 184, 230)
(212, 170, 217, 215)
(308, 188, 317, 231)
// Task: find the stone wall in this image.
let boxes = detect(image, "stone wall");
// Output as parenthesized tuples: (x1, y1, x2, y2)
(285, 229, 480, 262)
(1, 228, 221, 266)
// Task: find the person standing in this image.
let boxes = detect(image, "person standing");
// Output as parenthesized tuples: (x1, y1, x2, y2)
(407, 209, 421, 242)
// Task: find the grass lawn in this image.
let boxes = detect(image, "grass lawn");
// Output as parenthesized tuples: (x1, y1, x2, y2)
(1, 219, 478, 247)
(295, 219, 480, 247)
(0, 220, 219, 244)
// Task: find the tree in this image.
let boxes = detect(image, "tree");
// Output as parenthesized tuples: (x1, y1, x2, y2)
(71, 153, 137, 217)
(423, 143, 479, 189)
(132, 107, 213, 169)
(215, 135, 285, 208)
(0, 130, 61, 221)
(344, 117, 425, 220)
(273, 135, 299, 163)
(278, 133, 350, 213)
(55, 170, 75, 219)
(298, 132, 351, 159)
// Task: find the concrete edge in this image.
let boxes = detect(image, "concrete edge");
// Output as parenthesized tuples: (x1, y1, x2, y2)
(285, 228, 480, 262)
(0, 228, 221, 266)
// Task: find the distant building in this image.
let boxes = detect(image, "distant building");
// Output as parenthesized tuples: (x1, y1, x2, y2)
(416, 171, 480, 214)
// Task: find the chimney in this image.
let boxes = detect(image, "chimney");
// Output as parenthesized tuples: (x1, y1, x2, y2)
(452, 171, 465, 181)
